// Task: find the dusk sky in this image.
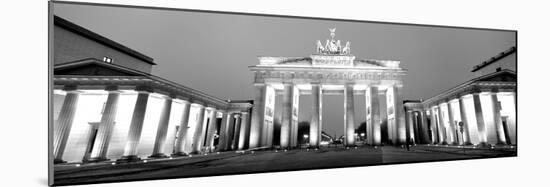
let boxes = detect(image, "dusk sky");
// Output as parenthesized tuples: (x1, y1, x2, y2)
(53, 3, 516, 137)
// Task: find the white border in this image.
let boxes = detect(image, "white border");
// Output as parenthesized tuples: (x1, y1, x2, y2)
(1, 0, 549, 187)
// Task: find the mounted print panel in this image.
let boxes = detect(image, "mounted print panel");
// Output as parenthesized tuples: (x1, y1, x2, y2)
(49, 1, 517, 186)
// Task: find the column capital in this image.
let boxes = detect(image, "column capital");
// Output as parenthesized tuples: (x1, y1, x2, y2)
(191, 102, 205, 108)
(62, 85, 78, 92)
(105, 85, 119, 92)
(205, 106, 217, 111)
(310, 82, 321, 86)
(134, 86, 154, 93)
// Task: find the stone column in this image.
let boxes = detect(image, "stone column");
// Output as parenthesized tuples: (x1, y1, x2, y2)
(204, 108, 218, 152)
(225, 113, 237, 150)
(491, 92, 507, 145)
(249, 84, 266, 148)
(458, 96, 472, 145)
(446, 102, 458, 145)
(309, 83, 322, 147)
(119, 88, 151, 161)
(472, 93, 488, 146)
(392, 86, 407, 145)
(173, 100, 192, 156)
(430, 107, 439, 144)
(215, 111, 230, 151)
(232, 115, 242, 150)
(344, 83, 356, 146)
(238, 112, 250, 150)
(369, 86, 381, 145)
(150, 96, 173, 158)
(191, 104, 206, 154)
(280, 83, 294, 149)
(88, 86, 120, 162)
(53, 86, 80, 163)
(379, 90, 389, 144)
(406, 110, 414, 144)
(436, 105, 447, 144)
(420, 110, 431, 144)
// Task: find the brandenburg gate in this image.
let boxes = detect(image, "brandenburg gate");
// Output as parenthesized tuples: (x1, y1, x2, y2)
(248, 29, 408, 149)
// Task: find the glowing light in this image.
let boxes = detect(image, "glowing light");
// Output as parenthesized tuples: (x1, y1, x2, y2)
(306, 149, 310, 151)
(111, 162, 116, 165)
(374, 146, 378, 149)
(275, 150, 278, 152)
(169, 157, 173, 159)
(346, 147, 350, 150)
(284, 149, 288, 152)
(354, 147, 358, 149)
(251, 151, 255, 154)
(315, 148, 318, 151)
(360, 133, 365, 137)
(189, 155, 193, 157)
(217, 152, 220, 154)
(75, 164, 81, 167)
(143, 160, 148, 163)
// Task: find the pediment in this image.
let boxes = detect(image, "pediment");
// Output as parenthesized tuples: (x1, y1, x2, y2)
(475, 70, 516, 82)
(54, 59, 147, 76)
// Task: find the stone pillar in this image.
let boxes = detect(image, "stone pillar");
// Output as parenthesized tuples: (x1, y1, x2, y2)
(150, 96, 173, 158)
(309, 83, 322, 147)
(204, 108, 218, 152)
(88, 86, 120, 162)
(445, 102, 458, 145)
(191, 104, 206, 154)
(232, 115, 242, 150)
(379, 90, 389, 144)
(430, 107, 439, 144)
(238, 112, 250, 150)
(119, 88, 151, 161)
(280, 83, 294, 149)
(436, 105, 447, 144)
(215, 111, 230, 151)
(392, 86, 407, 145)
(53, 86, 80, 163)
(420, 110, 431, 144)
(369, 86, 381, 145)
(491, 92, 507, 145)
(472, 93, 488, 146)
(458, 97, 472, 145)
(405, 110, 414, 144)
(225, 113, 237, 150)
(344, 83, 356, 146)
(173, 100, 192, 156)
(249, 84, 266, 148)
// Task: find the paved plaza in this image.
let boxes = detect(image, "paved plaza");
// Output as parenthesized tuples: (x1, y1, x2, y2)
(54, 145, 516, 185)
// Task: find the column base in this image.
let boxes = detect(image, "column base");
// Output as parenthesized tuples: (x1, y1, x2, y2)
(117, 155, 141, 163)
(307, 145, 320, 149)
(53, 159, 66, 164)
(451, 142, 460, 146)
(476, 142, 491, 148)
(148, 153, 169, 159)
(463, 142, 473, 146)
(171, 152, 188, 157)
(86, 157, 110, 163)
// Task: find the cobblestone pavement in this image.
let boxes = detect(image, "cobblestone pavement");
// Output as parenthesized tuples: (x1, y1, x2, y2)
(53, 145, 516, 186)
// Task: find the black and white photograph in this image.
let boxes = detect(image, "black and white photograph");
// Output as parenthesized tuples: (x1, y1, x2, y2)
(47, 1, 520, 186)
(11, 0, 550, 187)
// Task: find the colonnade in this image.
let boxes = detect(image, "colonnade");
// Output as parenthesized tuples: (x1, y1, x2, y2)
(249, 82, 409, 149)
(405, 89, 516, 147)
(53, 85, 251, 164)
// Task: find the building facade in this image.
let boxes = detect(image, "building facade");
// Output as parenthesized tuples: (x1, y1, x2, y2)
(403, 47, 517, 147)
(248, 29, 409, 149)
(52, 16, 252, 164)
